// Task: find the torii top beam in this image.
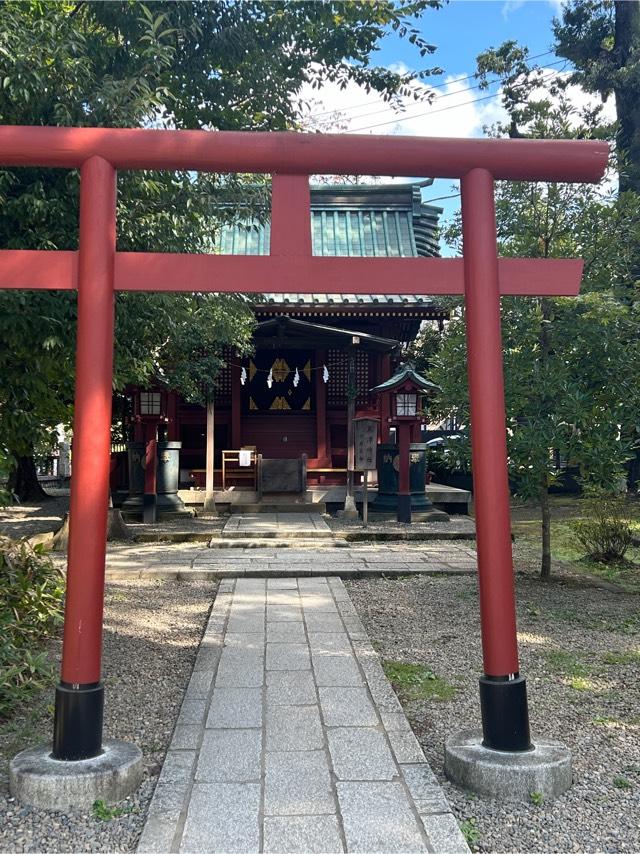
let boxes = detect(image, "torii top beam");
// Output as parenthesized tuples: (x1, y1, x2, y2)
(0, 126, 608, 182)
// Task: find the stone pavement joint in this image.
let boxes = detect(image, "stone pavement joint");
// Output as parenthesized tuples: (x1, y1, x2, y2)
(137, 577, 469, 854)
(96, 541, 478, 580)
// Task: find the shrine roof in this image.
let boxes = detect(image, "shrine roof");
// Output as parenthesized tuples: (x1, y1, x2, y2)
(253, 316, 400, 353)
(370, 361, 440, 393)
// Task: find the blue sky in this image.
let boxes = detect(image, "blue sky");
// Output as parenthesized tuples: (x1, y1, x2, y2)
(300, 1, 586, 250)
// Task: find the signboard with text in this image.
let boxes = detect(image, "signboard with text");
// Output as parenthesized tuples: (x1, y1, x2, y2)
(354, 417, 379, 470)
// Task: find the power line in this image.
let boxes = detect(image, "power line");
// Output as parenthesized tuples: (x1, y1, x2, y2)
(310, 58, 567, 130)
(303, 48, 557, 120)
(423, 192, 461, 203)
(346, 65, 565, 133)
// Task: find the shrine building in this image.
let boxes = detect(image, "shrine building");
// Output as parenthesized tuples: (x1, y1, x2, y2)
(116, 182, 447, 496)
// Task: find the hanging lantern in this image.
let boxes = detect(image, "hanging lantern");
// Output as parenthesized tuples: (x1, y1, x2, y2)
(293, 367, 300, 388)
(240, 367, 247, 386)
(323, 364, 329, 383)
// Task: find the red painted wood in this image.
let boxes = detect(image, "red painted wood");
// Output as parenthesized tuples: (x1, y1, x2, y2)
(315, 349, 329, 465)
(0, 251, 585, 296)
(462, 168, 520, 678)
(271, 175, 312, 256)
(144, 427, 157, 496)
(0, 249, 76, 289)
(231, 362, 241, 449)
(379, 354, 391, 442)
(241, 413, 316, 459)
(0, 126, 608, 182)
(60, 156, 116, 686)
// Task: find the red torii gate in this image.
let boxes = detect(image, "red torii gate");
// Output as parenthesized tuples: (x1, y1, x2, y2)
(0, 127, 608, 762)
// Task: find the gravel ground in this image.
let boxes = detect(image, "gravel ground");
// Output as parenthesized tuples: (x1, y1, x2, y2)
(0, 492, 68, 540)
(0, 577, 216, 853)
(347, 573, 640, 853)
(328, 515, 476, 535)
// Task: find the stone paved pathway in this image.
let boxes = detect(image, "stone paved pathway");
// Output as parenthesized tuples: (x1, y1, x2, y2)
(96, 543, 478, 579)
(137, 577, 469, 853)
(223, 513, 333, 537)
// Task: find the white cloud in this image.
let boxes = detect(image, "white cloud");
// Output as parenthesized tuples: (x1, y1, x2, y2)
(296, 72, 508, 141)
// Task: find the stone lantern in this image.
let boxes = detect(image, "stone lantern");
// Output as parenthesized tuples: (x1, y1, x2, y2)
(370, 362, 446, 523)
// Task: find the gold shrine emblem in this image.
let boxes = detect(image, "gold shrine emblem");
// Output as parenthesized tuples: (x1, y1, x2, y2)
(271, 358, 289, 382)
(270, 396, 291, 410)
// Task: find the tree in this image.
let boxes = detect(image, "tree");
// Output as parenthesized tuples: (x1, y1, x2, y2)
(425, 89, 640, 579)
(553, 0, 640, 194)
(0, 0, 445, 499)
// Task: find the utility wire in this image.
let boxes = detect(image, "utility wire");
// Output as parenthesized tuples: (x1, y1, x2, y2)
(303, 48, 557, 120)
(311, 58, 567, 130)
(346, 65, 566, 133)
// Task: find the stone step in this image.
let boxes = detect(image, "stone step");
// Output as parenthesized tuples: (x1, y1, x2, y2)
(219, 528, 334, 540)
(208, 537, 349, 549)
(344, 529, 476, 542)
(226, 502, 326, 514)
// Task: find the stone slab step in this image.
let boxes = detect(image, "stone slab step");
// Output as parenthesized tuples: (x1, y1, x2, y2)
(220, 529, 334, 540)
(208, 537, 349, 549)
(344, 530, 476, 542)
(224, 502, 326, 514)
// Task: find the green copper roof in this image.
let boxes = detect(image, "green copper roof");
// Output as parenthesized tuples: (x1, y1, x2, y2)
(370, 361, 440, 394)
(215, 183, 441, 259)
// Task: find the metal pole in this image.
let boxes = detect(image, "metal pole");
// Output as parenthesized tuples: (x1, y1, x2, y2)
(461, 167, 530, 751)
(53, 156, 116, 760)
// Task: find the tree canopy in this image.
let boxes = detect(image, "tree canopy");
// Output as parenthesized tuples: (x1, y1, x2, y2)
(0, 0, 444, 497)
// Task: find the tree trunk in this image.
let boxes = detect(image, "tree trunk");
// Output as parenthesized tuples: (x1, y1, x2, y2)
(614, 0, 640, 195)
(540, 479, 552, 581)
(53, 507, 132, 551)
(8, 455, 50, 502)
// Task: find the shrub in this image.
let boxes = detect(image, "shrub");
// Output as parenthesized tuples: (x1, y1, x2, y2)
(571, 491, 633, 563)
(0, 536, 64, 718)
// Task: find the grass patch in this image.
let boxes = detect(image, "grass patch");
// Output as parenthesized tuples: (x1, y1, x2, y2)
(382, 660, 457, 702)
(569, 676, 597, 692)
(92, 799, 136, 821)
(511, 497, 640, 592)
(459, 818, 480, 847)
(543, 649, 590, 677)
(529, 791, 544, 806)
(613, 776, 633, 790)
(602, 649, 640, 666)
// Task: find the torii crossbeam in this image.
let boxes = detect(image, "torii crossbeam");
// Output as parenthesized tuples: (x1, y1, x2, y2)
(0, 127, 608, 763)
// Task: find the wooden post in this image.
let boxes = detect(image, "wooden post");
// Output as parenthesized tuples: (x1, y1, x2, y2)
(343, 348, 359, 518)
(203, 398, 216, 514)
(143, 421, 158, 524)
(231, 361, 241, 448)
(363, 469, 369, 527)
(315, 349, 328, 464)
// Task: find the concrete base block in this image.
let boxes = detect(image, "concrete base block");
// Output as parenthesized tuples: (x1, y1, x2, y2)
(338, 494, 360, 520)
(10, 739, 144, 812)
(444, 729, 572, 801)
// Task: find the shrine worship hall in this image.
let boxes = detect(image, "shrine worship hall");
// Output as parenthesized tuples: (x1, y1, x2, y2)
(113, 182, 467, 518)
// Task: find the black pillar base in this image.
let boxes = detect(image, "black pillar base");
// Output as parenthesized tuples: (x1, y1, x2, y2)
(479, 674, 531, 752)
(397, 493, 412, 524)
(142, 492, 157, 524)
(52, 682, 104, 761)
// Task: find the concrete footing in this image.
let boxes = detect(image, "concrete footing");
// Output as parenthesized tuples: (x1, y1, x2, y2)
(9, 739, 143, 812)
(338, 494, 360, 520)
(444, 729, 572, 801)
